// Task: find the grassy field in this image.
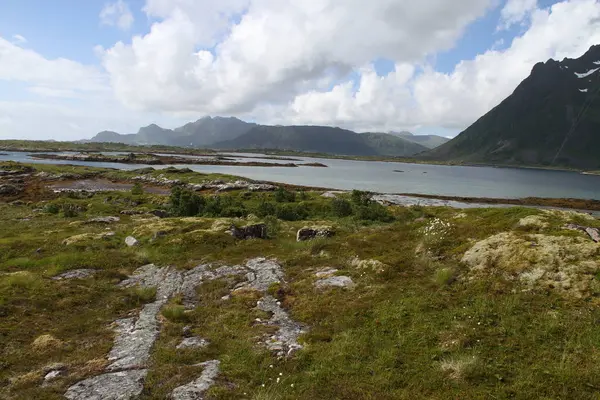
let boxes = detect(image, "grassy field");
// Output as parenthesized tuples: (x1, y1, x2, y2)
(1, 162, 600, 399)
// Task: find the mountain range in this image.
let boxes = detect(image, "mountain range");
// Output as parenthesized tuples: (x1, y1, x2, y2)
(422, 44, 600, 169)
(88, 118, 448, 157)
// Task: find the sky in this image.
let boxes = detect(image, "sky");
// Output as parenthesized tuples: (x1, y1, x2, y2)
(1, 0, 600, 141)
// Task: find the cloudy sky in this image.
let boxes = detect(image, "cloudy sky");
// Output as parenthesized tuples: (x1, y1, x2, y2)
(1, 0, 599, 140)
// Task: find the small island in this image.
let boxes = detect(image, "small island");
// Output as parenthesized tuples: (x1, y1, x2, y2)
(30, 152, 328, 168)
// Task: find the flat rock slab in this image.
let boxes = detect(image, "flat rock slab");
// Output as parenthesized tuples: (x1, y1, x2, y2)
(314, 268, 339, 278)
(52, 269, 96, 281)
(257, 296, 305, 358)
(177, 336, 209, 349)
(315, 276, 355, 290)
(236, 258, 285, 292)
(107, 301, 163, 371)
(171, 360, 220, 400)
(64, 369, 147, 400)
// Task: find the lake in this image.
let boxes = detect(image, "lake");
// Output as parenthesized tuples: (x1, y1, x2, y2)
(2, 151, 600, 200)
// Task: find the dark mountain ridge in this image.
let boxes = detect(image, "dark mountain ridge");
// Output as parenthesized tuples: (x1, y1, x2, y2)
(423, 44, 600, 169)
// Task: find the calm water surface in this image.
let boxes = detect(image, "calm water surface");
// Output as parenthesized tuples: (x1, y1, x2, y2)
(3, 151, 600, 200)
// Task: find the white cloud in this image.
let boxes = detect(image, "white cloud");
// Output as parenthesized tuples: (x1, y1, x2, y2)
(100, 0, 134, 31)
(0, 36, 106, 92)
(498, 0, 538, 30)
(12, 34, 27, 44)
(271, 0, 600, 132)
(2, 0, 600, 141)
(102, 0, 493, 115)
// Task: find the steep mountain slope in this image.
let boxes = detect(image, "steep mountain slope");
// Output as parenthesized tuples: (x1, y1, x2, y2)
(360, 132, 429, 156)
(423, 44, 600, 169)
(213, 125, 380, 156)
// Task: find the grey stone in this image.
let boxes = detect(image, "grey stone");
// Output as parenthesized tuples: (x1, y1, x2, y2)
(170, 360, 220, 400)
(52, 269, 96, 281)
(230, 223, 267, 240)
(315, 276, 355, 290)
(0, 184, 22, 195)
(107, 301, 163, 371)
(150, 209, 168, 218)
(86, 216, 120, 224)
(64, 369, 147, 400)
(256, 296, 305, 358)
(565, 224, 600, 243)
(125, 236, 139, 247)
(314, 268, 338, 278)
(235, 258, 285, 292)
(176, 337, 209, 349)
(296, 226, 335, 242)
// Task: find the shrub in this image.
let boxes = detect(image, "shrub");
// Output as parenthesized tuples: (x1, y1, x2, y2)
(351, 190, 373, 207)
(43, 203, 60, 214)
(131, 182, 144, 196)
(256, 201, 277, 217)
(276, 203, 308, 221)
(331, 198, 353, 217)
(354, 202, 394, 222)
(274, 187, 296, 203)
(170, 186, 204, 216)
(62, 203, 80, 218)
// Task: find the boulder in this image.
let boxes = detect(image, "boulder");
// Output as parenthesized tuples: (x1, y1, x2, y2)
(52, 269, 96, 281)
(230, 223, 267, 240)
(125, 236, 139, 247)
(149, 209, 168, 218)
(86, 216, 120, 224)
(315, 276, 355, 290)
(565, 224, 600, 243)
(176, 336, 209, 349)
(297, 226, 335, 242)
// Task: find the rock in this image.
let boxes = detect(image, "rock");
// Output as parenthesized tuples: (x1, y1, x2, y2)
(296, 226, 335, 242)
(170, 360, 220, 400)
(43, 368, 66, 385)
(349, 256, 388, 273)
(0, 184, 22, 195)
(235, 258, 285, 292)
(176, 337, 209, 349)
(64, 370, 147, 400)
(107, 302, 163, 371)
(149, 209, 168, 218)
(125, 236, 139, 247)
(62, 232, 115, 246)
(256, 296, 306, 358)
(120, 210, 146, 215)
(321, 191, 344, 198)
(315, 276, 355, 290)
(52, 269, 96, 281)
(152, 230, 168, 240)
(182, 326, 192, 337)
(230, 223, 267, 240)
(86, 216, 120, 224)
(314, 268, 338, 278)
(565, 224, 600, 243)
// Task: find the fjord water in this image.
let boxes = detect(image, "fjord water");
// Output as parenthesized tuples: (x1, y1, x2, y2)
(3, 151, 600, 200)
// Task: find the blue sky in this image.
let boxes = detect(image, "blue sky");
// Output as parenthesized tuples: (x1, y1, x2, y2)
(0, 0, 598, 140)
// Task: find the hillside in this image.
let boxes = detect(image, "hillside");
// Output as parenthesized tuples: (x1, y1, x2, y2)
(89, 120, 439, 157)
(392, 132, 450, 149)
(214, 125, 379, 156)
(359, 132, 429, 156)
(423, 44, 600, 169)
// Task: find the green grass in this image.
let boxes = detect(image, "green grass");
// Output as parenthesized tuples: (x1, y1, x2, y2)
(1, 162, 600, 399)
